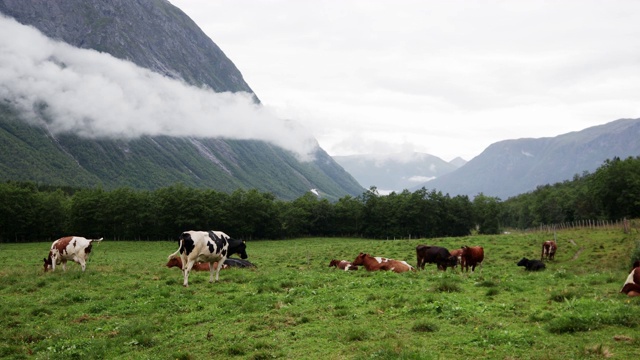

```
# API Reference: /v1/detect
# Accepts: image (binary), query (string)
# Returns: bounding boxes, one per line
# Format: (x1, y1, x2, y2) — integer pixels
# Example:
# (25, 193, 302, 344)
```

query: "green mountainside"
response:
(419, 118, 640, 199)
(0, 0, 363, 200)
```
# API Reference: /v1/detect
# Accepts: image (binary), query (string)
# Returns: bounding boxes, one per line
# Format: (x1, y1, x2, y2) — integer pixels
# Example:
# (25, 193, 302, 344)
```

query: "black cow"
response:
(168, 230, 248, 287)
(225, 257, 256, 268)
(416, 245, 458, 271)
(517, 257, 545, 271)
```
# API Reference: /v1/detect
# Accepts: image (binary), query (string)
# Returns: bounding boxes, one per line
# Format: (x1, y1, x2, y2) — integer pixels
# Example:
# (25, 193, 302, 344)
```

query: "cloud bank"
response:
(0, 16, 318, 160)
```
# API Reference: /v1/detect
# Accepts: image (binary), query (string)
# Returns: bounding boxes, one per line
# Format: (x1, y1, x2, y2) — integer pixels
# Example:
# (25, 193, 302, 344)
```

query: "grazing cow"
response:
(620, 261, 640, 297)
(352, 252, 414, 273)
(329, 259, 358, 271)
(169, 230, 248, 287)
(541, 240, 557, 261)
(449, 248, 464, 268)
(415, 245, 458, 271)
(43, 236, 103, 272)
(460, 245, 484, 272)
(517, 257, 546, 271)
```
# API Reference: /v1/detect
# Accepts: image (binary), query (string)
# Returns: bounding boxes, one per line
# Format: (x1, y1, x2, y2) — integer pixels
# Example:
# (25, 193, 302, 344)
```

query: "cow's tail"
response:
(92, 237, 104, 243)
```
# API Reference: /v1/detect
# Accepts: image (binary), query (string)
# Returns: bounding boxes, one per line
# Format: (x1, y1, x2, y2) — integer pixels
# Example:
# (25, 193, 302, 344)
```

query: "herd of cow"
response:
(41, 232, 640, 296)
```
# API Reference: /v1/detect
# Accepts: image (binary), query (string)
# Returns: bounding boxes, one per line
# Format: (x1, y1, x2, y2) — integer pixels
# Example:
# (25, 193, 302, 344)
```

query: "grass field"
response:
(1, 228, 640, 359)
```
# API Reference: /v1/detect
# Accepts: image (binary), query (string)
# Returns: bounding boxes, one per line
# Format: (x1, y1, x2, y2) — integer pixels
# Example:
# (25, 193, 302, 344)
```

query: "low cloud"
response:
(0, 16, 318, 160)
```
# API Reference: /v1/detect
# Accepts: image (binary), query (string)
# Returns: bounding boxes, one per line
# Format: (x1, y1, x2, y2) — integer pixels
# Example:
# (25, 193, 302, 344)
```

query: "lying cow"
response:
(329, 259, 358, 271)
(517, 257, 546, 271)
(353, 253, 414, 273)
(620, 261, 640, 297)
(43, 236, 103, 272)
(461, 245, 484, 272)
(166, 256, 256, 271)
(168, 230, 248, 287)
(416, 245, 458, 271)
(541, 240, 557, 261)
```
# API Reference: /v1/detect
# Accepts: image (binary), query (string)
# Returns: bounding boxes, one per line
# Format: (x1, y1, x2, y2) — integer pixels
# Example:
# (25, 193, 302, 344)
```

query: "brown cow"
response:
(329, 259, 358, 271)
(541, 240, 557, 261)
(620, 261, 640, 297)
(353, 253, 414, 273)
(460, 246, 484, 273)
(165, 257, 227, 271)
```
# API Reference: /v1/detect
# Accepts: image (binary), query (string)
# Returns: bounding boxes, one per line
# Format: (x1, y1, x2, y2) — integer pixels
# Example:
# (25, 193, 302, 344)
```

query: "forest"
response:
(1, 156, 639, 243)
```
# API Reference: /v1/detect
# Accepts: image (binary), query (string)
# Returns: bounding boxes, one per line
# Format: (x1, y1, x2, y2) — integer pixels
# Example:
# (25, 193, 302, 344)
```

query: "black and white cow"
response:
(168, 230, 248, 287)
(517, 257, 546, 271)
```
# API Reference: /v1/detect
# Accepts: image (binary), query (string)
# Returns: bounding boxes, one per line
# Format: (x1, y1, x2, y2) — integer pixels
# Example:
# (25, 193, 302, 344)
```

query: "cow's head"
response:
(228, 238, 248, 259)
(166, 257, 182, 269)
(352, 253, 366, 266)
(445, 255, 458, 268)
(516, 257, 529, 267)
(329, 260, 339, 267)
(43, 254, 53, 272)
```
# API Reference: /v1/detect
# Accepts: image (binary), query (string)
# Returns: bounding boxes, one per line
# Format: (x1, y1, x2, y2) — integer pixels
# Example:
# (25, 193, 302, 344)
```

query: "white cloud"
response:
(0, 16, 318, 160)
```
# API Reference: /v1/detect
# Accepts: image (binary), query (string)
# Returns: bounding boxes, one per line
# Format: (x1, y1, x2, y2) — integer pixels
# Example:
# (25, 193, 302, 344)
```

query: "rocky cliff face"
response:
(0, 0, 252, 93)
(0, 0, 364, 200)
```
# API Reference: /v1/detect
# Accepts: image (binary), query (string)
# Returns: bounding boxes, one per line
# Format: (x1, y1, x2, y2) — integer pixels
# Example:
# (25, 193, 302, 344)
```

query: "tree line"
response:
(1, 156, 638, 243)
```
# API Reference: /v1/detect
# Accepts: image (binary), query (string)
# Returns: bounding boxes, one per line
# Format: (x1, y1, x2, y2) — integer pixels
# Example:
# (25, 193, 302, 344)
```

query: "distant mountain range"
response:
(417, 118, 640, 199)
(333, 152, 464, 194)
(0, 0, 363, 200)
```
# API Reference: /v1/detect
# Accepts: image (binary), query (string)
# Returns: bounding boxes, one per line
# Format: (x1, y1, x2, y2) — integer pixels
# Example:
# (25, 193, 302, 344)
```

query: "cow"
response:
(620, 261, 640, 297)
(166, 256, 256, 271)
(169, 230, 248, 287)
(541, 240, 557, 261)
(449, 248, 464, 268)
(329, 259, 358, 271)
(517, 257, 546, 271)
(43, 236, 103, 272)
(352, 252, 414, 273)
(415, 245, 458, 271)
(460, 245, 484, 272)
(166, 257, 224, 271)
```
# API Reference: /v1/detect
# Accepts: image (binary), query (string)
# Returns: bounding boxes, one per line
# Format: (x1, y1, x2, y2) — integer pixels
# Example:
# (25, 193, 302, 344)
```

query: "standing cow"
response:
(43, 236, 103, 272)
(541, 240, 557, 261)
(460, 245, 484, 273)
(416, 245, 458, 271)
(169, 230, 248, 287)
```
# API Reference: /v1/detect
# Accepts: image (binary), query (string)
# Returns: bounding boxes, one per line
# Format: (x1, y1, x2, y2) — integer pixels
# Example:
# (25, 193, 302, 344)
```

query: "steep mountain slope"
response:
(0, 0, 363, 200)
(333, 152, 458, 193)
(418, 118, 640, 199)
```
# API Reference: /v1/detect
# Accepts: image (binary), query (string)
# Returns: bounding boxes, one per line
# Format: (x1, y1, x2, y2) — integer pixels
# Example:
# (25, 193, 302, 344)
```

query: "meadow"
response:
(1, 228, 639, 360)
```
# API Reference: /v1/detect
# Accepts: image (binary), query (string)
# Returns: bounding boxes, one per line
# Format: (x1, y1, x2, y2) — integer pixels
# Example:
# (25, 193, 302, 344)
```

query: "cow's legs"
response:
(61, 260, 67, 271)
(78, 258, 86, 271)
(211, 259, 224, 282)
(183, 260, 196, 287)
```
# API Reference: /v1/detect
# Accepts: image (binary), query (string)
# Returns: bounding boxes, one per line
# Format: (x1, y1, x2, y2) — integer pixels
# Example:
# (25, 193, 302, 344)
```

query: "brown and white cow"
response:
(43, 236, 103, 272)
(460, 245, 484, 273)
(352, 252, 414, 273)
(169, 230, 248, 287)
(166, 257, 225, 271)
(541, 240, 557, 261)
(620, 261, 640, 297)
(329, 259, 358, 271)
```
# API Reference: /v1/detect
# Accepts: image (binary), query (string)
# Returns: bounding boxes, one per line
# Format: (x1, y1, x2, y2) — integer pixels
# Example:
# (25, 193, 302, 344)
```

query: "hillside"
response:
(333, 152, 458, 194)
(0, 0, 364, 200)
(419, 118, 640, 199)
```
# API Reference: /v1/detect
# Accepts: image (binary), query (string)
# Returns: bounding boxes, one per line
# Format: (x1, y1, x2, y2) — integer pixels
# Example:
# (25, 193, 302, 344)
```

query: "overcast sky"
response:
(170, 0, 640, 161)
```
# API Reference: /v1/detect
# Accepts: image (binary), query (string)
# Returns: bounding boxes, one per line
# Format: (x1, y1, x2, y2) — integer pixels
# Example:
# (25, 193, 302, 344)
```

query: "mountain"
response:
(417, 118, 640, 199)
(333, 152, 458, 194)
(449, 157, 467, 168)
(0, 0, 364, 200)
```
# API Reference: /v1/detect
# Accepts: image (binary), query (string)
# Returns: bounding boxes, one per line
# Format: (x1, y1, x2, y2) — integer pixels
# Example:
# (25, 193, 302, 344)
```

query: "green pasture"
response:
(1, 229, 639, 359)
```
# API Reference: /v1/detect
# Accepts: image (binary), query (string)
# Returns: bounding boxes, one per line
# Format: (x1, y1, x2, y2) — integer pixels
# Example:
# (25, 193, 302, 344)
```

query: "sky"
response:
(169, 0, 640, 161)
